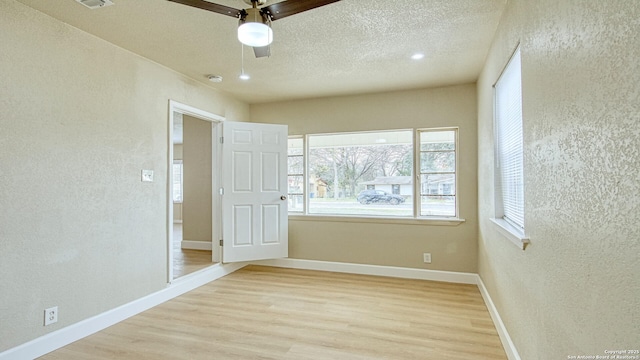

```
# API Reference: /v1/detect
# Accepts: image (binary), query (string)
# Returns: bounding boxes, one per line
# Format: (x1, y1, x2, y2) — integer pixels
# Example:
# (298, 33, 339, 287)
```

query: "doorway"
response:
(168, 101, 223, 282)
(168, 101, 290, 283)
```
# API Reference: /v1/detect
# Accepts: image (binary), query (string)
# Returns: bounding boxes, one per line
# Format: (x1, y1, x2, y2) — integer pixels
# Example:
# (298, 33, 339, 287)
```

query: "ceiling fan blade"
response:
(253, 45, 271, 58)
(262, 0, 341, 21)
(167, 0, 242, 18)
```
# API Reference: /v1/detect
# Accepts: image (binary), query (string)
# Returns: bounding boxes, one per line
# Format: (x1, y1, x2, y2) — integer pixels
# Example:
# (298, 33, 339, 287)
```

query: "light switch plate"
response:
(141, 169, 154, 182)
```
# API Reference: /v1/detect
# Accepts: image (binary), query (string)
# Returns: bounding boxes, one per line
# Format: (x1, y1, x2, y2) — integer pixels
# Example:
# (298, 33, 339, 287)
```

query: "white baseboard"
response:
(477, 277, 521, 360)
(0, 263, 246, 360)
(181, 240, 212, 250)
(251, 258, 478, 284)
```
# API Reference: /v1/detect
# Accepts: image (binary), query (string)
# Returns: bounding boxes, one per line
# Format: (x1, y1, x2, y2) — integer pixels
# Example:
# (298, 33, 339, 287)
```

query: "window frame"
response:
(172, 160, 183, 204)
(287, 136, 305, 213)
(491, 45, 529, 249)
(287, 128, 464, 226)
(415, 127, 459, 219)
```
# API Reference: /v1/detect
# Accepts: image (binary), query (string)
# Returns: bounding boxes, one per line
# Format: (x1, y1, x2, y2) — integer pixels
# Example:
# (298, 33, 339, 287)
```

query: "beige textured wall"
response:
(251, 85, 478, 272)
(0, 0, 248, 351)
(173, 144, 183, 160)
(477, 0, 640, 358)
(182, 115, 212, 243)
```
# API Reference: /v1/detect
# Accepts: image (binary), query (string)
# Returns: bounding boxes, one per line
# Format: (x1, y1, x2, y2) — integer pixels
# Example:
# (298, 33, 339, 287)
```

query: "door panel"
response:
(233, 205, 253, 246)
(222, 122, 288, 263)
(262, 204, 280, 244)
(261, 152, 279, 191)
(233, 152, 253, 191)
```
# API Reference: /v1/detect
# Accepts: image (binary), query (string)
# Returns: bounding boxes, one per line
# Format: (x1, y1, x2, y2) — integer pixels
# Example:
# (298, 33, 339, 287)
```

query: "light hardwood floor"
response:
(41, 266, 506, 359)
(172, 223, 213, 279)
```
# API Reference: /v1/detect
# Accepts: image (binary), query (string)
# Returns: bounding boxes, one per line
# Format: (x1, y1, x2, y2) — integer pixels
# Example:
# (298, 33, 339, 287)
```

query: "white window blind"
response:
(494, 47, 524, 229)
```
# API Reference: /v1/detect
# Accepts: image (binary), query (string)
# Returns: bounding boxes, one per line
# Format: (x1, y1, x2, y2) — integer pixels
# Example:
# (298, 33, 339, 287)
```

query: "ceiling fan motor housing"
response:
(239, 7, 272, 24)
(243, 0, 268, 5)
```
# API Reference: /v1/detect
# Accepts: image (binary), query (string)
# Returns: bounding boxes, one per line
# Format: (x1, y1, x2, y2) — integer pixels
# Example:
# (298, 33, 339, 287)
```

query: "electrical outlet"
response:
(423, 253, 432, 264)
(44, 306, 58, 326)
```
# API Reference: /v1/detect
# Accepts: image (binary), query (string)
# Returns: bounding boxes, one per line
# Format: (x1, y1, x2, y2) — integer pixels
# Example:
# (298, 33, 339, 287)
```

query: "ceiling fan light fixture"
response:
(238, 8, 273, 47)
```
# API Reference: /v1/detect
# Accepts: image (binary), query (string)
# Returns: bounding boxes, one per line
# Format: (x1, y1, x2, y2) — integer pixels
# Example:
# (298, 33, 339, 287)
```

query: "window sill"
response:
(289, 214, 465, 226)
(490, 218, 529, 250)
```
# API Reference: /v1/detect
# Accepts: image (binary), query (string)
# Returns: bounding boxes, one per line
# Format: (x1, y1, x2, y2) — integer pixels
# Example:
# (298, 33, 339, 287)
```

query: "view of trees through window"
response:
(287, 129, 457, 218)
(308, 130, 413, 217)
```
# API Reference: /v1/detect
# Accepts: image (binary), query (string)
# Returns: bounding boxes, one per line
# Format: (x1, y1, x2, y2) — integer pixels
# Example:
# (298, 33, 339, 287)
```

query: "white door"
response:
(221, 121, 288, 263)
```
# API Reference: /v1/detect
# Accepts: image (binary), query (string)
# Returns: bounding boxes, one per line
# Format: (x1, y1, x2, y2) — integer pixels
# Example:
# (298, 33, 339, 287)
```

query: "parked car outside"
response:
(357, 190, 405, 205)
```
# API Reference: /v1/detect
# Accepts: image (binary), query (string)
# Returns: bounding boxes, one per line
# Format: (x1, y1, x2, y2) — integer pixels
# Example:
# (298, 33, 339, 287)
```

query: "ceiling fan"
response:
(167, 0, 341, 58)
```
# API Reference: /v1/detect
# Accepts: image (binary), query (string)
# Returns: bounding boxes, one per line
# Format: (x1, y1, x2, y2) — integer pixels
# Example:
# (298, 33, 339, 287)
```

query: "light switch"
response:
(141, 169, 154, 182)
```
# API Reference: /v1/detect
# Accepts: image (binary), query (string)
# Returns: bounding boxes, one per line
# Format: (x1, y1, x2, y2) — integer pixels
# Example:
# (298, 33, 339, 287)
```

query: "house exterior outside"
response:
(360, 176, 413, 196)
(308, 176, 327, 198)
(421, 174, 455, 196)
(360, 175, 455, 197)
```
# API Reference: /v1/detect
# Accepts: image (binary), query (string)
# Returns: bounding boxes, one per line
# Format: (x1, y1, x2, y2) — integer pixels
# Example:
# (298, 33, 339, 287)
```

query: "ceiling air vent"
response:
(76, 0, 114, 9)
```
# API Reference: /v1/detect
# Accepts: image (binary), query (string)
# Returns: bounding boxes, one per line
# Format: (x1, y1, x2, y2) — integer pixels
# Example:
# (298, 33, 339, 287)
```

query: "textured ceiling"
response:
(15, 0, 506, 104)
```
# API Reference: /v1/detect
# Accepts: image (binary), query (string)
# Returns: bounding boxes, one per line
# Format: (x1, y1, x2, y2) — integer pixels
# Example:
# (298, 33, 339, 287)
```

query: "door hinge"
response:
(219, 239, 223, 246)
(219, 187, 224, 195)
(220, 136, 224, 144)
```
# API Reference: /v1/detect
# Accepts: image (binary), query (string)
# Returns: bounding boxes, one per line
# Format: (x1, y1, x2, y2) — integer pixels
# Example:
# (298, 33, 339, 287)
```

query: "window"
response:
(288, 128, 460, 220)
(306, 130, 413, 217)
(494, 46, 525, 234)
(287, 137, 304, 212)
(419, 129, 457, 217)
(172, 160, 183, 203)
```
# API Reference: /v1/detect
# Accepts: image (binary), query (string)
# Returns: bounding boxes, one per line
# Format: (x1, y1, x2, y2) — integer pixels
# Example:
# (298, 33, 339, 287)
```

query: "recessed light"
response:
(411, 53, 425, 60)
(239, 73, 250, 81)
(207, 75, 223, 83)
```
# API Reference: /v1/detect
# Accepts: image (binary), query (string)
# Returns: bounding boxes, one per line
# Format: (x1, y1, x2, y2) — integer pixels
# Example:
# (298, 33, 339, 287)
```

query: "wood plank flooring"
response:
(172, 223, 213, 279)
(41, 266, 507, 360)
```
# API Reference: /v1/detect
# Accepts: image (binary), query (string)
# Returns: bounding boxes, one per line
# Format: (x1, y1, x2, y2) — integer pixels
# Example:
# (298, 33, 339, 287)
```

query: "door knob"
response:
(280, 195, 287, 200)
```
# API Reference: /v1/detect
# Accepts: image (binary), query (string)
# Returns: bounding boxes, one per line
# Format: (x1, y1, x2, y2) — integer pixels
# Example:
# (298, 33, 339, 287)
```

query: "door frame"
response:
(167, 100, 224, 283)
